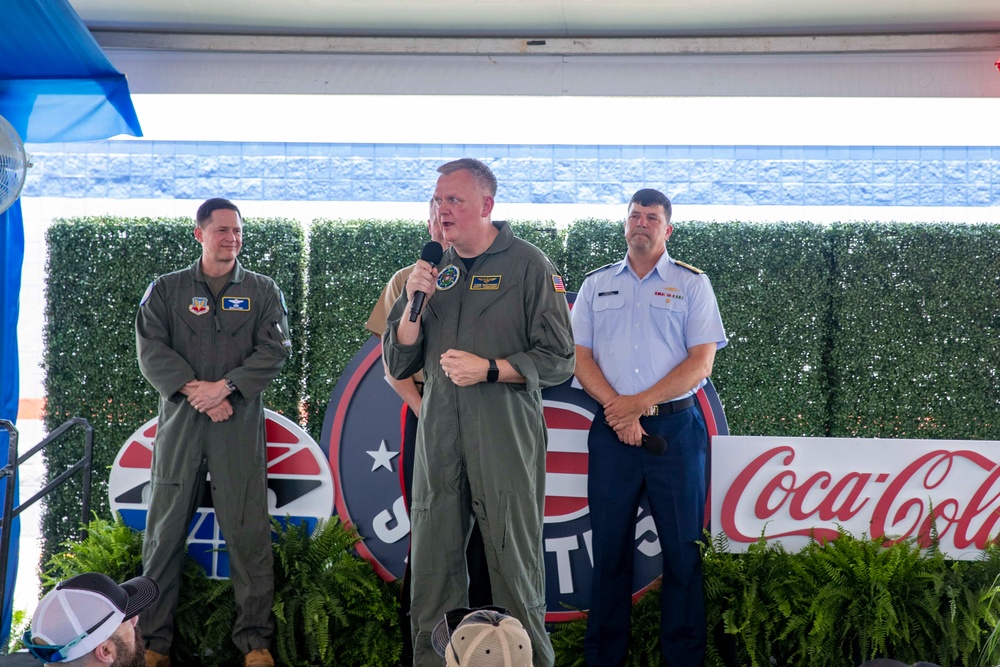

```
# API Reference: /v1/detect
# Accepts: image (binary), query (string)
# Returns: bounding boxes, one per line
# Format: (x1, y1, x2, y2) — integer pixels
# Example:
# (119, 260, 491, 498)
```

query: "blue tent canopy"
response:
(0, 0, 142, 141)
(1, 0, 142, 645)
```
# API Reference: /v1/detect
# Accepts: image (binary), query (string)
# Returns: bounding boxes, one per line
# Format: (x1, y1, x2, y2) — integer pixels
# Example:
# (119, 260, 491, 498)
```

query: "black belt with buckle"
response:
(643, 396, 695, 417)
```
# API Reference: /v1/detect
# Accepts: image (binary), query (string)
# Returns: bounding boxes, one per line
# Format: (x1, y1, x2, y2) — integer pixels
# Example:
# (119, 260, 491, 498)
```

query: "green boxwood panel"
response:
(564, 217, 628, 291)
(507, 220, 567, 279)
(42, 217, 305, 557)
(39, 215, 1000, 568)
(673, 221, 831, 437)
(828, 222, 1000, 440)
(303, 219, 428, 440)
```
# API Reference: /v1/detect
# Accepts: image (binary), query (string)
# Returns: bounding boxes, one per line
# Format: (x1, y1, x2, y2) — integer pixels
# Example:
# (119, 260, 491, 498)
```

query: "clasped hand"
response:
(604, 394, 647, 447)
(183, 380, 233, 422)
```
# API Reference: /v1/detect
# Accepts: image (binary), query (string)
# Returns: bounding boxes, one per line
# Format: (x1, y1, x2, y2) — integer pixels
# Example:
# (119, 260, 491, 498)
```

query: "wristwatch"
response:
(486, 359, 499, 383)
(224, 377, 238, 393)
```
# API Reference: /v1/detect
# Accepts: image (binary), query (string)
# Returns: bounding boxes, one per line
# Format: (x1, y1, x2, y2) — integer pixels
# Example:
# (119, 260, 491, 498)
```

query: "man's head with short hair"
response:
(25, 573, 159, 666)
(433, 158, 499, 257)
(628, 188, 672, 223)
(437, 158, 498, 197)
(196, 197, 242, 228)
(432, 607, 532, 667)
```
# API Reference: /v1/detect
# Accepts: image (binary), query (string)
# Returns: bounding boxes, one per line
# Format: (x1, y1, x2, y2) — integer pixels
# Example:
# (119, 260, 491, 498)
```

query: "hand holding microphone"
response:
(606, 418, 667, 455)
(408, 241, 444, 322)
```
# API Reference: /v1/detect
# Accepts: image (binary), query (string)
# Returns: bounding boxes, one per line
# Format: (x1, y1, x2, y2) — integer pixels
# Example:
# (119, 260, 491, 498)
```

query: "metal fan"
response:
(0, 114, 30, 215)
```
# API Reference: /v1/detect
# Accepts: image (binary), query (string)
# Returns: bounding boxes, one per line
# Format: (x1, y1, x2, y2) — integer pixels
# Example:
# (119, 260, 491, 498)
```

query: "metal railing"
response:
(0, 417, 93, 609)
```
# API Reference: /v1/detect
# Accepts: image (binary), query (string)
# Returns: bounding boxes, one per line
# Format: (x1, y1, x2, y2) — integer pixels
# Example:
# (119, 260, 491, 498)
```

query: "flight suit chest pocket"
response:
(221, 312, 255, 367)
(592, 293, 627, 342)
(476, 279, 524, 335)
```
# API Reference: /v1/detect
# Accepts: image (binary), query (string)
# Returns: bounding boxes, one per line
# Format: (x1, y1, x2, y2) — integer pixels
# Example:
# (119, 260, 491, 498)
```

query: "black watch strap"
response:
(224, 377, 238, 393)
(486, 359, 499, 383)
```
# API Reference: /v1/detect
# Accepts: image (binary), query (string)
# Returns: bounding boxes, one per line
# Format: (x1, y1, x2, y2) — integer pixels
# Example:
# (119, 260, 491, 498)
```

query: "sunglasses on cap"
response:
(22, 610, 115, 663)
(442, 605, 510, 634)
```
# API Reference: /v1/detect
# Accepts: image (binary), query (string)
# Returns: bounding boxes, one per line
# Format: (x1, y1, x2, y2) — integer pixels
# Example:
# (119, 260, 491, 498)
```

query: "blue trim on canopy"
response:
(0, 202, 23, 649)
(1, 0, 143, 644)
(0, 0, 143, 142)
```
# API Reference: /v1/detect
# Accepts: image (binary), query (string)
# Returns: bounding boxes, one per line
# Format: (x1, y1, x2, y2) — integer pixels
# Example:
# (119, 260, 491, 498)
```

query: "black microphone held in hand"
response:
(408, 241, 444, 322)
(642, 433, 667, 455)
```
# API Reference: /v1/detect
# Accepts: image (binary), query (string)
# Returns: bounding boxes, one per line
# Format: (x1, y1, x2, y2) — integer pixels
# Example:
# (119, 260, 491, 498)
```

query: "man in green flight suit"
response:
(383, 158, 576, 667)
(135, 198, 291, 667)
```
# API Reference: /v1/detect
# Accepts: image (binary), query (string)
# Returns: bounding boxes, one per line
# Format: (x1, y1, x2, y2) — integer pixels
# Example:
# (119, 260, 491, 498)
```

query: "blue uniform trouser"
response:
(584, 404, 708, 667)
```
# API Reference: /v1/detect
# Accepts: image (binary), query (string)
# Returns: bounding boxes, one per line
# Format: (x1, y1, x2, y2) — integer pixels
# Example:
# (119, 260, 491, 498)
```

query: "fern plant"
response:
(551, 610, 586, 667)
(173, 562, 239, 667)
(772, 530, 943, 667)
(271, 517, 401, 667)
(4, 609, 28, 655)
(704, 531, 796, 667)
(40, 513, 144, 591)
(35, 514, 1000, 667)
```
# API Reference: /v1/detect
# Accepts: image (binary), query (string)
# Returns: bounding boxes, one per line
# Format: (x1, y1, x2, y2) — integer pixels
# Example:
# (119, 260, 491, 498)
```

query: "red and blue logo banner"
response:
(109, 411, 335, 579)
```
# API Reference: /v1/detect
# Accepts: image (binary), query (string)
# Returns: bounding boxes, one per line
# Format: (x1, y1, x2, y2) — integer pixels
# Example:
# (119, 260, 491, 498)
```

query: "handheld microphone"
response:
(408, 241, 444, 322)
(642, 433, 667, 455)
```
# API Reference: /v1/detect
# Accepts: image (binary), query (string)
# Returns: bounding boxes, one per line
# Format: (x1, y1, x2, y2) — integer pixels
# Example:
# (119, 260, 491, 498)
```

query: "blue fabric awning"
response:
(1, 0, 144, 646)
(0, 0, 143, 141)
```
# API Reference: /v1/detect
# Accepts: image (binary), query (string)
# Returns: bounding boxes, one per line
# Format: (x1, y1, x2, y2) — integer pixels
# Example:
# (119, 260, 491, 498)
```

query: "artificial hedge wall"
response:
(827, 222, 1000, 439)
(39, 217, 1000, 565)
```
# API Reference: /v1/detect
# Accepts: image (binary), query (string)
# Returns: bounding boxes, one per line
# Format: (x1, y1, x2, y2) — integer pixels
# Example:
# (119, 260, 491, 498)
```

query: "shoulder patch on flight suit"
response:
(675, 260, 704, 274)
(551, 275, 566, 293)
(139, 280, 155, 306)
(279, 289, 289, 315)
(585, 262, 617, 277)
(437, 264, 460, 291)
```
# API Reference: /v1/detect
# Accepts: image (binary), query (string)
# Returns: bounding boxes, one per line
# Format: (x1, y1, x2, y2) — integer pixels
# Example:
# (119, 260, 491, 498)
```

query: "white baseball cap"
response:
(432, 606, 533, 667)
(25, 573, 159, 663)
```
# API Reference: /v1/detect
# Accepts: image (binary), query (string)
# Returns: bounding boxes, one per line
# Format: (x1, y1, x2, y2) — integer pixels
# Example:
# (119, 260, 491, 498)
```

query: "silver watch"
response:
(224, 378, 238, 393)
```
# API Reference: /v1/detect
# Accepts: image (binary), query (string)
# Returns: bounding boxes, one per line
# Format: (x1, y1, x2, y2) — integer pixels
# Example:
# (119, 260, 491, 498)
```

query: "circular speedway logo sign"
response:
(109, 410, 335, 579)
(321, 296, 728, 622)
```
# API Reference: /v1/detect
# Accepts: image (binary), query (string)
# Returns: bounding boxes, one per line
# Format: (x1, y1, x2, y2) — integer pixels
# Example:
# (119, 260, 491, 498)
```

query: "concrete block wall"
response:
(22, 141, 1000, 208)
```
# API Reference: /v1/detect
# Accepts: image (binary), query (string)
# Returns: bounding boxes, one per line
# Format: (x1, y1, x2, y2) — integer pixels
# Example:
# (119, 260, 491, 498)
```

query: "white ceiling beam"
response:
(93, 30, 1000, 56)
(102, 47, 1000, 98)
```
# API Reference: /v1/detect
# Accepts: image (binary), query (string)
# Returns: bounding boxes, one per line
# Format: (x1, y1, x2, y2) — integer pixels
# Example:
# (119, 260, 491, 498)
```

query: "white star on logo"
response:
(366, 439, 399, 472)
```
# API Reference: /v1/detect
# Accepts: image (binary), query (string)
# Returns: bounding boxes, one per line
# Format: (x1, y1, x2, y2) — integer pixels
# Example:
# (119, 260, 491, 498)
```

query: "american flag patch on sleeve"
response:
(552, 274, 566, 293)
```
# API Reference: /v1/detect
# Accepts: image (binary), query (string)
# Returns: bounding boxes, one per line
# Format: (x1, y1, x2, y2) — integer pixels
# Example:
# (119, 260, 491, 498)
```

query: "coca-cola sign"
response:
(711, 436, 1000, 559)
